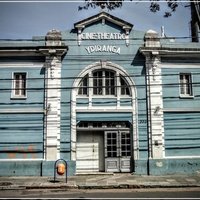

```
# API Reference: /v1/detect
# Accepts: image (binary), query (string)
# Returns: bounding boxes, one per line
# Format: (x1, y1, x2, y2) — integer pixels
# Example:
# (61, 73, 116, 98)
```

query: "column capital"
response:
(45, 29, 62, 46)
(144, 30, 160, 48)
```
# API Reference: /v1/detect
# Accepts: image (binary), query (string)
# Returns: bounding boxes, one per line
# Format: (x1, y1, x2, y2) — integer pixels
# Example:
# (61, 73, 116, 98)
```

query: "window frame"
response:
(179, 73, 193, 98)
(77, 69, 131, 97)
(93, 70, 116, 96)
(11, 72, 27, 99)
(120, 76, 130, 96)
(78, 75, 89, 96)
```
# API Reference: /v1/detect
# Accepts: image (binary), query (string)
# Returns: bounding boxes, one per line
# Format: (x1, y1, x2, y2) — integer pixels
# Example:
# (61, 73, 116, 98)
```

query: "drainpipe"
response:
(145, 63, 151, 176)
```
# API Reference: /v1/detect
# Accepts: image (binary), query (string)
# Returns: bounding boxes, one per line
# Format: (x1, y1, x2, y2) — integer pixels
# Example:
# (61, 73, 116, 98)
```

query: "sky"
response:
(0, 1, 191, 41)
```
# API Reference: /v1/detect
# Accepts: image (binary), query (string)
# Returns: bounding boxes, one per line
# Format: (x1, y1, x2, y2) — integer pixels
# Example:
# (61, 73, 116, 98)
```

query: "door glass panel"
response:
(121, 138, 125, 144)
(121, 132, 131, 157)
(106, 132, 117, 158)
(113, 138, 116, 144)
(106, 131, 131, 158)
(107, 133, 111, 138)
(107, 146, 111, 151)
(112, 152, 117, 157)
(107, 139, 111, 145)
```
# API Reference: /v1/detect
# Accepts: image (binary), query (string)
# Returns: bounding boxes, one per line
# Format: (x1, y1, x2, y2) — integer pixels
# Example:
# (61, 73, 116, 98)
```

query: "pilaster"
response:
(41, 29, 67, 161)
(144, 30, 164, 159)
(45, 55, 62, 160)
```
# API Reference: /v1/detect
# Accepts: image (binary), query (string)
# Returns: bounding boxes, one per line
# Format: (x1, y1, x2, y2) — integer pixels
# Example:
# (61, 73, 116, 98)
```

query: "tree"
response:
(78, 0, 178, 18)
(78, 0, 200, 42)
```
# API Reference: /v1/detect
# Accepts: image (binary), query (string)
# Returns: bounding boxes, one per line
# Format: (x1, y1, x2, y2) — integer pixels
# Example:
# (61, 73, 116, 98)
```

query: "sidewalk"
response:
(1, 173, 200, 190)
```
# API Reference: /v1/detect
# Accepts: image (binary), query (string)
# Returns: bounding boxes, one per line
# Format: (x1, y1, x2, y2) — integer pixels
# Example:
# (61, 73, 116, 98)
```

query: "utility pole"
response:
(190, 0, 200, 42)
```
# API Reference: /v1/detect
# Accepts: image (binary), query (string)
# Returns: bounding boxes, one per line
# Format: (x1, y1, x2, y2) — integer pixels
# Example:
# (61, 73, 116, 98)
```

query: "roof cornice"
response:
(0, 46, 68, 57)
(140, 46, 200, 57)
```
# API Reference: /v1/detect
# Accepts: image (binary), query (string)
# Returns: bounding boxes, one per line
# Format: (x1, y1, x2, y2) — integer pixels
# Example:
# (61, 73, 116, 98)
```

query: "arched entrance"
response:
(76, 121, 132, 172)
(71, 61, 138, 173)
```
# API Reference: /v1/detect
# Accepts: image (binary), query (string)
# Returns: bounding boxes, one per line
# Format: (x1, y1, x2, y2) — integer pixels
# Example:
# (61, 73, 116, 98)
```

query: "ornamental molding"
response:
(74, 11, 133, 46)
(74, 11, 133, 31)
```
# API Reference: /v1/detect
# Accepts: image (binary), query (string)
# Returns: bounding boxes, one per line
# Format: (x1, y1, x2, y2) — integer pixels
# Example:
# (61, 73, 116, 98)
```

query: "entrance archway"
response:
(76, 121, 131, 173)
(71, 61, 138, 173)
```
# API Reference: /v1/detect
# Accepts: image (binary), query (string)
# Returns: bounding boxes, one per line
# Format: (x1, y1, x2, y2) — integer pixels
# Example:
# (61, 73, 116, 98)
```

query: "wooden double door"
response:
(76, 130, 131, 173)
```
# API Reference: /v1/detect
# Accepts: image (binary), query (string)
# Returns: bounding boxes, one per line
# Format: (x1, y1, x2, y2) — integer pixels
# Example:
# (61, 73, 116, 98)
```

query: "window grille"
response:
(78, 75, 88, 95)
(13, 72, 27, 97)
(77, 69, 130, 96)
(180, 73, 193, 96)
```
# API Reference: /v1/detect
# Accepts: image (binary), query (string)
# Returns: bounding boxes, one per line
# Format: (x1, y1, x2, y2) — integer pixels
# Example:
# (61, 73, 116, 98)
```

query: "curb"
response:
(25, 185, 78, 190)
(0, 186, 26, 190)
(0, 185, 78, 190)
(1, 184, 200, 190)
(77, 184, 200, 190)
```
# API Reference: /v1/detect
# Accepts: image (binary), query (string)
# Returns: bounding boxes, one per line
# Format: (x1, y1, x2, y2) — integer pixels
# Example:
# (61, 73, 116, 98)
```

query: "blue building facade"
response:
(0, 12, 200, 176)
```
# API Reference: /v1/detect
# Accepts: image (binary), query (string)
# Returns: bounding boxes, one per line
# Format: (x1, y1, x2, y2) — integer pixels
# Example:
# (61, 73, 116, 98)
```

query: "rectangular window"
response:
(180, 73, 193, 97)
(13, 72, 27, 98)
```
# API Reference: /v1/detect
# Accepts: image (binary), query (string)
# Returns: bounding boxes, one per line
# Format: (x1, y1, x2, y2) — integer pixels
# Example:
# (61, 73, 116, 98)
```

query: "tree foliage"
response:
(78, 0, 179, 17)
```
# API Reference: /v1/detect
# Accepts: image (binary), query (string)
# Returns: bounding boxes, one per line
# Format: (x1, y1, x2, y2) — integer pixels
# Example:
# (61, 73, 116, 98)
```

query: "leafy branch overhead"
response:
(150, 0, 178, 17)
(78, 0, 178, 17)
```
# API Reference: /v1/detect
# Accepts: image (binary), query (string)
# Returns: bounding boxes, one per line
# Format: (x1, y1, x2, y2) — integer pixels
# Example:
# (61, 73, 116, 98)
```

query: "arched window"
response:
(120, 76, 130, 95)
(78, 69, 131, 96)
(78, 75, 88, 95)
(93, 70, 115, 95)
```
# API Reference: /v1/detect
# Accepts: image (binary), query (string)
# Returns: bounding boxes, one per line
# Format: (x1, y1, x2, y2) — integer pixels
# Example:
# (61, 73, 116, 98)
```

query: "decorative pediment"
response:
(74, 11, 133, 31)
(74, 11, 133, 46)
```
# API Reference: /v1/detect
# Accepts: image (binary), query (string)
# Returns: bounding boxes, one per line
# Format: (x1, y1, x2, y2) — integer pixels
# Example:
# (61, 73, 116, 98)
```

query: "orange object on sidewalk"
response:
(57, 163, 65, 175)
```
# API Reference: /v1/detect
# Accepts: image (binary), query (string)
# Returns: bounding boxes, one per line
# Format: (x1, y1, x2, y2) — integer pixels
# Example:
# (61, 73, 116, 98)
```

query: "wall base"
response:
(1, 158, 200, 176)
(134, 158, 200, 175)
(149, 158, 200, 175)
(0, 160, 76, 176)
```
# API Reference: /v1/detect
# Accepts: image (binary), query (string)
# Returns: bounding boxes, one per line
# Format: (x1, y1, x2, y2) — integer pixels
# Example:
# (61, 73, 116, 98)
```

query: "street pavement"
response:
(0, 173, 200, 190)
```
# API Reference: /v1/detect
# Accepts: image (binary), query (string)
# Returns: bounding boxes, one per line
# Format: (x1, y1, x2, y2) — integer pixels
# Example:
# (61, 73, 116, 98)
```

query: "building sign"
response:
(80, 32, 126, 40)
(85, 45, 120, 55)
(79, 32, 123, 55)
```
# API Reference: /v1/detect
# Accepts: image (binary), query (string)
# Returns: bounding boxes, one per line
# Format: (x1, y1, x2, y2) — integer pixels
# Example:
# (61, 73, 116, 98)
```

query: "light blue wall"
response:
(0, 66, 45, 108)
(162, 67, 200, 109)
(164, 112, 200, 157)
(0, 113, 44, 159)
(162, 66, 200, 158)
(0, 59, 45, 159)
